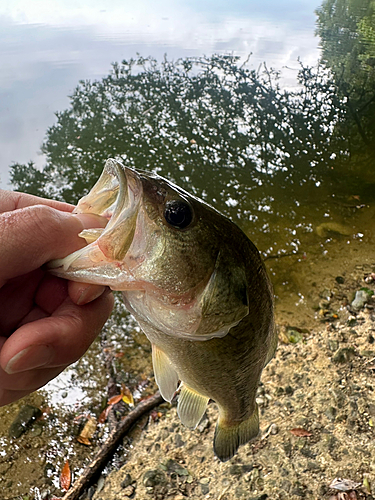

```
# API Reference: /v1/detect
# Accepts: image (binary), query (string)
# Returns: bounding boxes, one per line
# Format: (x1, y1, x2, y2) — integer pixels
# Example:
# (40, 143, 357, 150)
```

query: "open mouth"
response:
(48, 159, 143, 283)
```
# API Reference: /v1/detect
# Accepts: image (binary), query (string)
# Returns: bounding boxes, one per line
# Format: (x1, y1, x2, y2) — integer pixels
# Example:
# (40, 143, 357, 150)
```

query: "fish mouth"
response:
(48, 158, 143, 289)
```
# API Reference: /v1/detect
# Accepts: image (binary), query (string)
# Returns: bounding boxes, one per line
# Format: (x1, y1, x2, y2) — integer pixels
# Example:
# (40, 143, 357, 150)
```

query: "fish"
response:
(49, 158, 277, 461)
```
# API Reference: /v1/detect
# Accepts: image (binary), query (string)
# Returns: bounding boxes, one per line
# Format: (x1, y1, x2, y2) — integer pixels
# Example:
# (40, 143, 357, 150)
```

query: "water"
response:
(0, 0, 320, 188)
(1, 0, 375, 497)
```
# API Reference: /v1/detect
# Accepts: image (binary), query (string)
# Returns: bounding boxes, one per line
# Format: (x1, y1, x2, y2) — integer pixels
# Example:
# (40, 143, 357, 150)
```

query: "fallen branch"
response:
(62, 391, 164, 500)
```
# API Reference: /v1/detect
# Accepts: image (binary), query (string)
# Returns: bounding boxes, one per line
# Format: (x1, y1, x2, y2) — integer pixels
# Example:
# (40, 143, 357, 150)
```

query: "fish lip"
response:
(48, 158, 143, 276)
(75, 157, 144, 248)
(73, 158, 131, 221)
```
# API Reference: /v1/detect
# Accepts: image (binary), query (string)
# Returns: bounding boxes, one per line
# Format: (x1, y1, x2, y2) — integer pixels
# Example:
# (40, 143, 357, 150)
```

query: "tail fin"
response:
(213, 405, 259, 462)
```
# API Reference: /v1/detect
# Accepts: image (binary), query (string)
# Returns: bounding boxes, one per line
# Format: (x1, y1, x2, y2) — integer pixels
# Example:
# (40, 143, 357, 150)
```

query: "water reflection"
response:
(0, 0, 320, 187)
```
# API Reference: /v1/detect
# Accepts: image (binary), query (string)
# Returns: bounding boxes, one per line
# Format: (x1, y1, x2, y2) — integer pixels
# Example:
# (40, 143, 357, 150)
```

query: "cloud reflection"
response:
(0, 0, 320, 186)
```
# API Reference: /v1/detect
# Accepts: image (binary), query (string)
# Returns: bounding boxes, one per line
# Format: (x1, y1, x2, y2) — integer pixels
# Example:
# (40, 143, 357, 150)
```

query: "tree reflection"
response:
(9, 2, 375, 255)
(9, 55, 350, 214)
(316, 0, 375, 163)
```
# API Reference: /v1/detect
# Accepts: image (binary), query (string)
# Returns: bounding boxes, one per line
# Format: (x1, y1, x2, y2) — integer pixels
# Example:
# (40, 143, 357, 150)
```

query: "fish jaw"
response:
(48, 158, 143, 288)
(48, 241, 139, 289)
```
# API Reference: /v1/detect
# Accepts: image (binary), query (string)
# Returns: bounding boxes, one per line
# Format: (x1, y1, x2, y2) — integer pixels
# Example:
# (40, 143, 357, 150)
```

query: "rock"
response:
(163, 459, 189, 476)
(197, 414, 210, 433)
(9, 405, 42, 438)
(270, 423, 279, 435)
(122, 485, 135, 497)
(229, 464, 254, 475)
(332, 347, 356, 364)
(121, 473, 132, 488)
(325, 406, 337, 421)
(327, 340, 339, 351)
(142, 469, 166, 488)
(285, 385, 294, 395)
(200, 481, 210, 495)
(351, 289, 372, 310)
(174, 433, 185, 447)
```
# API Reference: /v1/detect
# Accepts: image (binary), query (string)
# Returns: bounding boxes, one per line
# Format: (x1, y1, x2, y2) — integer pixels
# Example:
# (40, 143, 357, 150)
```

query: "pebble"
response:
(122, 485, 135, 497)
(332, 347, 356, 363)
(200, 483, 210, 495)
(197, 414, 210, 433)
(351, 289, 371, 310)
(121, 473, 132, 488)
(325, 406, 337, 421)
(143, 469, 166, 488)
(229, 464, 254, 475)
(270, 423, 279, 435)
(174, 433, 185, 447)
(8, 405, 42, 439)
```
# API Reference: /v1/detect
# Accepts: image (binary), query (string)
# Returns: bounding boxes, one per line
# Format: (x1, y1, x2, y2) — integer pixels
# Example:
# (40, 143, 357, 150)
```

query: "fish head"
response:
(49, 158, 249, 340)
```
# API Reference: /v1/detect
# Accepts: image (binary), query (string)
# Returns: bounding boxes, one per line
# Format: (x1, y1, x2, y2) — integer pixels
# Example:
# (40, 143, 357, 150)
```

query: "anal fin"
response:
(152, 344, 179, 402)
(177, 384, 209, 429)
(214, 404, 259, 462)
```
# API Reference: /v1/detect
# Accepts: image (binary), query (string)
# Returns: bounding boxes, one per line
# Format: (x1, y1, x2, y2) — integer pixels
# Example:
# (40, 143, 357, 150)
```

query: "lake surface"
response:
(0, 0, 320, 188)
(1, 0, 375, 497)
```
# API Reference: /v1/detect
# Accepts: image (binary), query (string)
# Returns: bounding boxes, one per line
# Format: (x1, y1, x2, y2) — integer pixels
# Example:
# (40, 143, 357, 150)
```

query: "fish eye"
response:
(164, 200, 193, 229)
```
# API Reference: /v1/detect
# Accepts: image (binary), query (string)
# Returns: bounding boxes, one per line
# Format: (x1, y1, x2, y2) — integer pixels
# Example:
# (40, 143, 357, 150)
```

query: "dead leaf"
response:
(77, 416, 97, 446)
(60, 460, 71, 490)
(108, 394, 123, 405)
(329, 478, 361, 491)
(121, 386, 134, 406)
(77, 436, 92, 446)
(290, 428, 312, 437)
(98, 405, 112, 424)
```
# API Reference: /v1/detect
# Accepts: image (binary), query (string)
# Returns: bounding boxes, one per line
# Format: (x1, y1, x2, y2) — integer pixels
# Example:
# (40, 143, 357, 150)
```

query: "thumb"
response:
(0, 205, 107, 282)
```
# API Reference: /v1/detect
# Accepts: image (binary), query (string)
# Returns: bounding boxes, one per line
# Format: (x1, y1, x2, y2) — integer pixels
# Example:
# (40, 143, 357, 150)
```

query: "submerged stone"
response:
(9, 405, 42, 439)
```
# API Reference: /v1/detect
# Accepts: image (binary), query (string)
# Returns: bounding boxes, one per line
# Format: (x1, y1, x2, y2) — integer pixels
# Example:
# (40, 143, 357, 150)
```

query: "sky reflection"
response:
(0, 0, 321, 187)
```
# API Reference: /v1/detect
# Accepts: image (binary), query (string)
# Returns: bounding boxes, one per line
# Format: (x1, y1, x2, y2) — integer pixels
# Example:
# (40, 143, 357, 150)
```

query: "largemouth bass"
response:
(49, 158, 277, 461)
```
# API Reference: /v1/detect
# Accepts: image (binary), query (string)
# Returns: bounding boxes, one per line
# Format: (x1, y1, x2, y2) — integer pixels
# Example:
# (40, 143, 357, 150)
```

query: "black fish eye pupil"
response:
(164, 200, 193, 229)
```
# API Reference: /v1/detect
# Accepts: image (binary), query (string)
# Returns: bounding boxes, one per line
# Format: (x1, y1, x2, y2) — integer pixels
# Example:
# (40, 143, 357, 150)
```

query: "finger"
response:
(0, 290, 114, 379)
(0, 270, 44, 335)
(68, 281, 108, 306)
(0, 189, 74, 213)
(0, 388, 37, 406)
(0, 206, 107, 282)
(34, 275, 69, 314)
(0, 367, 64, 406)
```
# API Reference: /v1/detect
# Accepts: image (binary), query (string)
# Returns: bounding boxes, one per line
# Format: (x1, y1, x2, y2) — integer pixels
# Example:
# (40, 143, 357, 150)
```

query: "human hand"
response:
(0, 190, 114, 406)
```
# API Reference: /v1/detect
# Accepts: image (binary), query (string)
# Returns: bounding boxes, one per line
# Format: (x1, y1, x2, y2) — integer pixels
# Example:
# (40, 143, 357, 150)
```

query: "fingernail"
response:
(5, 345, 54, 375)
(73, 213, 108, 229)
(76, 285, 107, 305)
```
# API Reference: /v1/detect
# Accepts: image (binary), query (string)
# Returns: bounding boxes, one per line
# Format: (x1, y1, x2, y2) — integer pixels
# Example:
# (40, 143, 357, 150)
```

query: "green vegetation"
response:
(316, 0, 375, 159)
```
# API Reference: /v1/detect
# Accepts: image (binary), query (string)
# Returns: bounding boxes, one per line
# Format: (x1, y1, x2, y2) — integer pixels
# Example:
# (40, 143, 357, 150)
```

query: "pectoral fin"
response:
(177, 384, 209, 429)
(196, 251, 249, 338)
(152, 345, 179, 402)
